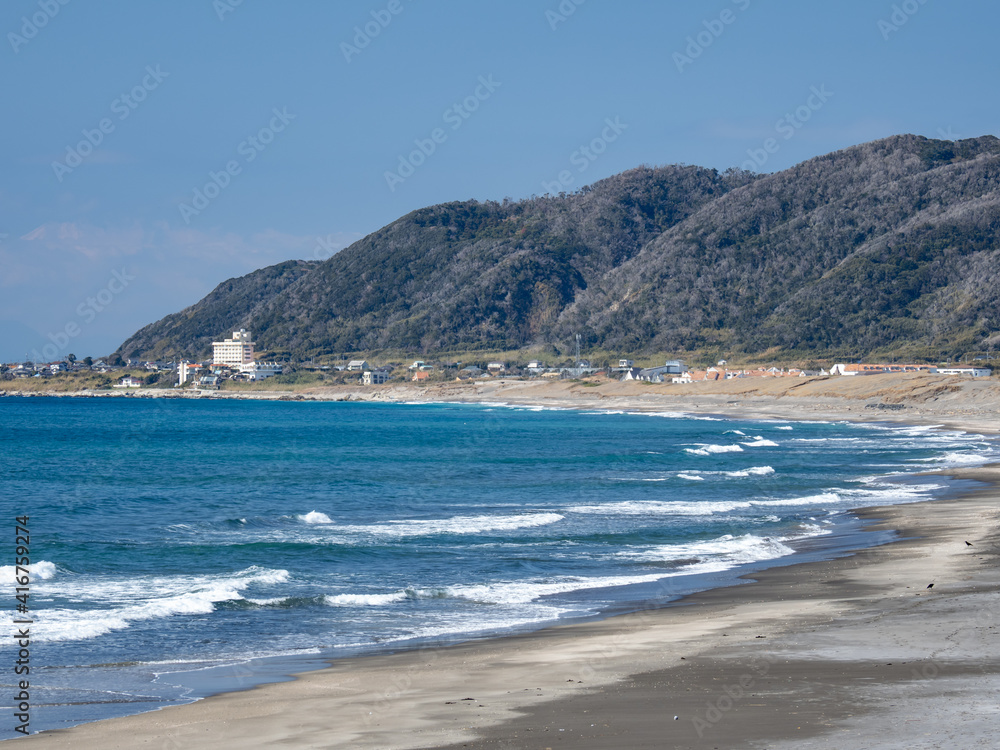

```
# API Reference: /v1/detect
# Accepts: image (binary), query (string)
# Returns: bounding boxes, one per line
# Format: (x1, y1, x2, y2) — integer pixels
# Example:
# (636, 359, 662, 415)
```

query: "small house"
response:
(363, 369, 390, 385)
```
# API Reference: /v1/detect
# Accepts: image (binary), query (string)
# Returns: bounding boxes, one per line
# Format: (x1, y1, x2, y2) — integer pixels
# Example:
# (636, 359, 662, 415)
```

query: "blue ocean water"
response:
(1, 396, 997, 738)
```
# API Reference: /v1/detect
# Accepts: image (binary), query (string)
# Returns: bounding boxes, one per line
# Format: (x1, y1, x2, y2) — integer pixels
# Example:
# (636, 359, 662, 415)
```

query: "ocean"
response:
(2, 396, 997, 738)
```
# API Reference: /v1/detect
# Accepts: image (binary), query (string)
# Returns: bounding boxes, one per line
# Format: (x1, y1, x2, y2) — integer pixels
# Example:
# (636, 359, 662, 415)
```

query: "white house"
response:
(362, 369, 390, 385)
(113, 376, 142, 388)
(936, 367, 992, 377)
(347, 360, 369, 372)
(239, 362, 282, 381)
(618, 359, 634, 368)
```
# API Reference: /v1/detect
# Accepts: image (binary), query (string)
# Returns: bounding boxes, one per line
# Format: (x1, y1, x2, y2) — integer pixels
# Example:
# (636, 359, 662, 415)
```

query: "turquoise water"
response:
(1, 397, 996, 737)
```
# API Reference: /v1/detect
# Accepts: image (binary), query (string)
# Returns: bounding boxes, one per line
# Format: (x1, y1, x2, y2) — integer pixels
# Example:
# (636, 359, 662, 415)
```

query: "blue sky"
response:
(2, 0, 997, 361)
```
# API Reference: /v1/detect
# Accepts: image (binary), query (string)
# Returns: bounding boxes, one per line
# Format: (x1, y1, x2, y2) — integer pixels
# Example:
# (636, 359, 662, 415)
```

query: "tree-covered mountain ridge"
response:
(118, 134, 1000, 362)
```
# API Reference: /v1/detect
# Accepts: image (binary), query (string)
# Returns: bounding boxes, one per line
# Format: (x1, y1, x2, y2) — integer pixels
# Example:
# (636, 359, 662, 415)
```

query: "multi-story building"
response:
(178, 361, 201, 385)
(362, 369, 390, 385)
(212, 329, 254, 366)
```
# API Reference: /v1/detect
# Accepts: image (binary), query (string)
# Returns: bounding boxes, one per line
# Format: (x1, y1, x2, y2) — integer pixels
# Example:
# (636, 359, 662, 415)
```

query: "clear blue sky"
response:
(2, 0, 997, 361)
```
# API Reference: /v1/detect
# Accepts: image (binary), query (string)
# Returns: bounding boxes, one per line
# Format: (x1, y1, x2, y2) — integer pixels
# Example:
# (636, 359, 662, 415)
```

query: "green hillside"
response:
(117, 135, 1000, 363)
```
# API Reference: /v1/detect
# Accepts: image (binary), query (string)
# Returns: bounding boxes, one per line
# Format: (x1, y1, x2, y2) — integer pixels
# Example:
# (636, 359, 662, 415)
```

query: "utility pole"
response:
(575, 334, 581, 367)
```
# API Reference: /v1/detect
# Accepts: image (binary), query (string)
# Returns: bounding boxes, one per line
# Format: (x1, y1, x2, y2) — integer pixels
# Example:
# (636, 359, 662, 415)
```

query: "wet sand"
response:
(15, 463, 1000, 749)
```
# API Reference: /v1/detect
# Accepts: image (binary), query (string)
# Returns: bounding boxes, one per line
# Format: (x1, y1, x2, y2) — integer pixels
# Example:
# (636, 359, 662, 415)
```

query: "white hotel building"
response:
(213, 329, 255, 366)
(176, 329, 281, 383)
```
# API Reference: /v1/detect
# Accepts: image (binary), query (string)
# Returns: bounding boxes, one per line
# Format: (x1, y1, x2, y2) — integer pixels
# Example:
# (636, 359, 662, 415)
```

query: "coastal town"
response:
(1, 327, 993, 391)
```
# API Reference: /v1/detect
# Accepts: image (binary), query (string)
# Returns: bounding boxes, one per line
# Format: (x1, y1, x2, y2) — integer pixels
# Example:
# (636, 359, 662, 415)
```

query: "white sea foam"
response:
(839, 483, 944, 504)
(299, 510, 334, 524)
(0, 560, 57, 584)
(741, 437, 779, 447)
(619, 532, 797, 566)
(633, 411, 722, 421)
(568, 499, 752, 516)
(684, 444, 744, 456)
(246, 597, 291, 606)
(754, 492, 842, 507)
(775, 426, 794, 430)
(344, 513, 565, 537)
(912, 451, 995, 467)
(31, 566, 290, 643)
(797, 523, 832, 537)
(325, 591, 412, 607)
(725, 430, 747, 436)
(677, 473, 705, 481)
(445, 573, 685, 605)
(723, 466, 775, 478)
(374, 605, 569, 644)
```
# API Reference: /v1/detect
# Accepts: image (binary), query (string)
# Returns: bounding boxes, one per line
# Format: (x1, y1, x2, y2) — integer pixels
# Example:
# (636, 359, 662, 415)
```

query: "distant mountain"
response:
(117, 135, 1000, 362)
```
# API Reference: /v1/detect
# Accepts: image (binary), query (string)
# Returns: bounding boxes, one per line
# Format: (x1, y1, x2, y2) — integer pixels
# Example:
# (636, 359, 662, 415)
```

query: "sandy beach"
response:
(9, 374, 1000, 748)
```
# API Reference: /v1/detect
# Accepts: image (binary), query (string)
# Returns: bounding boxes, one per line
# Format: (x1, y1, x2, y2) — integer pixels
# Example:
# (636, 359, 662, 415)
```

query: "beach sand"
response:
(10, 378, 1000, 749)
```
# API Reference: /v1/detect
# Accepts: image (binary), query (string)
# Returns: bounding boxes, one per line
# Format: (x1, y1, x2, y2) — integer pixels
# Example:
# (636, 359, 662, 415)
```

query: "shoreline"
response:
(5, 390, 1000, 750)
(10, 429, 1000, 746)
(15, 466, 999, 749)
(4, 371, 998, 435)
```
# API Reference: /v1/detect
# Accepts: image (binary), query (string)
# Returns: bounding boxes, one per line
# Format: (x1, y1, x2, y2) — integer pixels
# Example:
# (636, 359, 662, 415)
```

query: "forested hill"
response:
(118, 135, 1000, 362)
